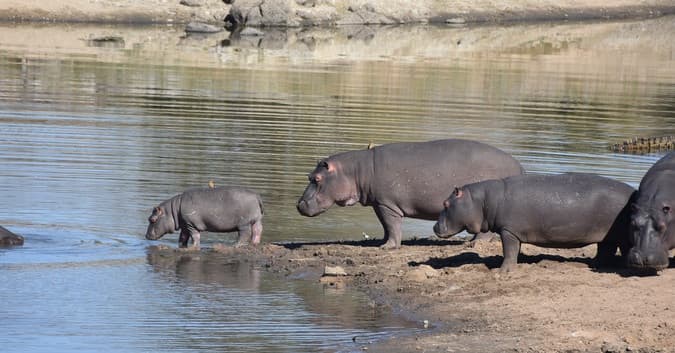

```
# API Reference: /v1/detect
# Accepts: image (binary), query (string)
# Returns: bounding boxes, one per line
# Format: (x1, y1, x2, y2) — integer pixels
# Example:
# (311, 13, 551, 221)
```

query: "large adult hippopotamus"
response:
(0, 225, 24, 246)
(297, 139, 524, 249)
(627, 152, 675, 271)
(433, 173, 635, 271)
(145, 186, 264, 248)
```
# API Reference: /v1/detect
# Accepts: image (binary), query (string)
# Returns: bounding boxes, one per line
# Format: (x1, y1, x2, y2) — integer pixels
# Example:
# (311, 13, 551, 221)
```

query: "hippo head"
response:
(297, 158, 359, 217)
(145, 205, 176, 240)
(627, 202, 672, 271)
(433, 187, 485, 238)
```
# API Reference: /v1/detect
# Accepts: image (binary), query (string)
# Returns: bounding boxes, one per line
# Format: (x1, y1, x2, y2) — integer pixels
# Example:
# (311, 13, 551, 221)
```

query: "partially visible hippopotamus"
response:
(297, 139, 524, 249)
(627, 152, 675, 271)
(433, 173, 635, 271)
(145, 186, 264, 248)
(0, 225, 24, 246)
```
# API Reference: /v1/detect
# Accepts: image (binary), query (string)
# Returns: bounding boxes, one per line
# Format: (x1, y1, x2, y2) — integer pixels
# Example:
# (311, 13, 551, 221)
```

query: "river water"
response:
(0, 17, 674, 352)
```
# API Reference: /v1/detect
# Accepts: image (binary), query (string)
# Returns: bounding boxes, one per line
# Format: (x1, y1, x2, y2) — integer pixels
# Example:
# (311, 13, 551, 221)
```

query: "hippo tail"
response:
(257, 195, 265, 216)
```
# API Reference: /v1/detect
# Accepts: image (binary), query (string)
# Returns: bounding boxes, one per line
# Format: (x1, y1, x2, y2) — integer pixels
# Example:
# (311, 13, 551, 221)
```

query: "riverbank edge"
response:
(0, 1, 674, 26)
(167, 239, 675, 353)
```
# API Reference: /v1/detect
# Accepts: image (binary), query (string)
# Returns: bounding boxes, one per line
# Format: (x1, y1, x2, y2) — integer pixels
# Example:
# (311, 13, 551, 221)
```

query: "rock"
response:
(296, 5, 338, 25)
(187, 22, 224, 33)
(228, 0, 299, 27)
(185, 21, 223, 33)
(445, 17, 466, 24)
(85, 35, 125, 48)
(601, 340, 628, 353)
(337, 4, 395, 25)
(180, 0, 204, 7)
(240, 27, 265, 36)
(404, 265, 438, 282)
(324, 265, 347, 276)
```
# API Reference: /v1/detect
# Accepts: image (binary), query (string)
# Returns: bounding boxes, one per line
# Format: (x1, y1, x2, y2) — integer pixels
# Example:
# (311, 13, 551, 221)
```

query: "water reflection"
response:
(144, 246, 414, 352)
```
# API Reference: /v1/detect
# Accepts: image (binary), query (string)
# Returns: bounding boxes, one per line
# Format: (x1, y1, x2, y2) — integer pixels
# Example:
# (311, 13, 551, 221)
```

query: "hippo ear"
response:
(453, 187, 463, 198)
(325, 161, 336, 173)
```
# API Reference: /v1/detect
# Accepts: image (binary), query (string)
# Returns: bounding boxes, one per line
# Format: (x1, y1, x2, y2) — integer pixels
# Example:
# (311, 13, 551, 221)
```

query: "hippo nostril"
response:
(627, 249, 643, 266)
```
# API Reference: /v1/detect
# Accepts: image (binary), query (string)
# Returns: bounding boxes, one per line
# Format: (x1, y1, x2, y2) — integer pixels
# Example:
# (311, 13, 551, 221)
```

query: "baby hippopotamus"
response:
(433, 173, 635, 272)
(145, 186, 264, 248)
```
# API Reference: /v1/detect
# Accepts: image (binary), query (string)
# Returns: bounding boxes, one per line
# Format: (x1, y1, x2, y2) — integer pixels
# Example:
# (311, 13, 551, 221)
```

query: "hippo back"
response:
(369, 139, 524, 219)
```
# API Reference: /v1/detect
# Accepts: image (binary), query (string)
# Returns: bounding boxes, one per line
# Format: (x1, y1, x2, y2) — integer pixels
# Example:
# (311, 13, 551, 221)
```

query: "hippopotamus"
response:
(145, 186, 264, 248)
(627, 152, 675, 271)
(433, 173, 635, 271)
(0, 225, 24, 246)
(297, 139, 524, 249)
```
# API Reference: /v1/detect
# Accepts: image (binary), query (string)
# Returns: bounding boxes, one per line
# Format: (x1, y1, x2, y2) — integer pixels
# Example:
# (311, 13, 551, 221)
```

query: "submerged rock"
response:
(0, 226, 24, 247)
(185, 21, 223, 33)
(240, 27, 265, 36)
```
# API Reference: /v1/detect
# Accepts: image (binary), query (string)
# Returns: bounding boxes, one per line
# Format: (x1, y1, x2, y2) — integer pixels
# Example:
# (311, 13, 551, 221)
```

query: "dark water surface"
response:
(1, 17, 674, 352)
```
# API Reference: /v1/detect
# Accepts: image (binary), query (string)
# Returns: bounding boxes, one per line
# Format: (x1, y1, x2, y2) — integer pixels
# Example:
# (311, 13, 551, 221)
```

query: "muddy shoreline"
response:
(151, 238, 675, 353)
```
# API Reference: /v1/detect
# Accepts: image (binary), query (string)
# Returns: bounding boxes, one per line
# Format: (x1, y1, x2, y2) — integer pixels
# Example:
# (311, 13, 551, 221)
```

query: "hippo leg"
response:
(251, 220, 262, 245)
(499, 230, 521, 272)
(235, 224, 252, 247)
(191, 231, 201, 249)
(595, 241, 619, 267)
(374, 205, 403, 249)
(179, 229, 191, 248)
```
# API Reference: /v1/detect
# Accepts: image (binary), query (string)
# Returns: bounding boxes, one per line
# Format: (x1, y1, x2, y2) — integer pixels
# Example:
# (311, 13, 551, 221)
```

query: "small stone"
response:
(240, 27, 265, 36)
(180, 0, 204, 7)
(324, 265, 347, 276)
(445, 17, 466, 24)
(185, 22, 223, 33)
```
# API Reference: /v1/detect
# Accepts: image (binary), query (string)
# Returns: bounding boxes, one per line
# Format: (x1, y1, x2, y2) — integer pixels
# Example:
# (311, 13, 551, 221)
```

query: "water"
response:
(1, 17, 674, 352)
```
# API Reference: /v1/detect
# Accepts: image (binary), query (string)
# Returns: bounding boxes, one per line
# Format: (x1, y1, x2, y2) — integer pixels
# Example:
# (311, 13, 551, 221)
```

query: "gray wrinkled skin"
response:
(0, 225, 24, 247)
(627, 152, 675, 271)
(297, 139, 524, 249)
(434, 173, 635, 272)
(146, 186, 264, 248)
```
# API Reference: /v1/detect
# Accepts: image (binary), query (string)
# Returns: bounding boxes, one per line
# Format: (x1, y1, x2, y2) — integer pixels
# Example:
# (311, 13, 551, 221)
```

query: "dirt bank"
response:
(0, 0, 674, 25)
(153, 239, 675, 353)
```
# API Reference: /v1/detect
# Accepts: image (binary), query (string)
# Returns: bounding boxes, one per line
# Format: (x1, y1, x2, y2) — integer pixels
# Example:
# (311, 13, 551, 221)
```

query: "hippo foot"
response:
(498, 263, 516, 273)
(380, 241, 400, 250)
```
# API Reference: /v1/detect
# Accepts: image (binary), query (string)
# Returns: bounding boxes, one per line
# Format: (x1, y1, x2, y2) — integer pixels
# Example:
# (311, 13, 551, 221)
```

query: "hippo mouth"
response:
(297, 199, 328, 217)
(433, 221, 464, 238)
(627, 247, 670, 271)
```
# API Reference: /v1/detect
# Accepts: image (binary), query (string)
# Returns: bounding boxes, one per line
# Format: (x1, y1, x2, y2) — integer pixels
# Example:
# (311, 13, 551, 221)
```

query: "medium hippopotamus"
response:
(433, 173, 635, 271)
(297, 139, 524, 249)
(0, 225, 24, 246)
(627, 152, 675, 271)
(145, 186, 264, 248)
